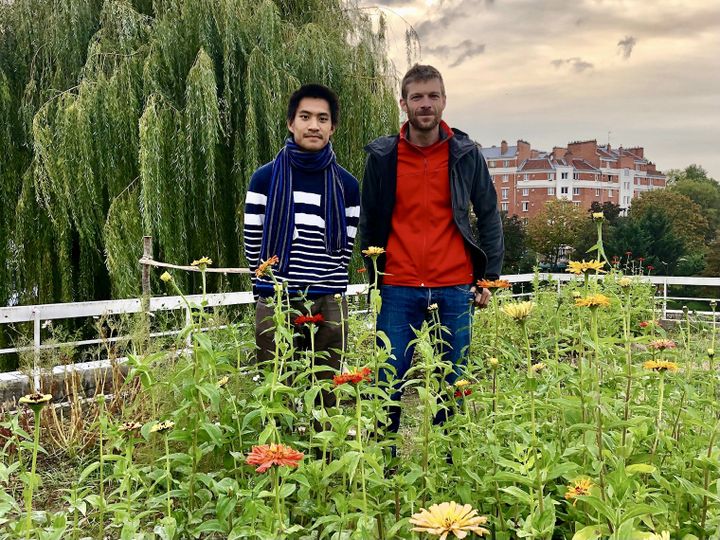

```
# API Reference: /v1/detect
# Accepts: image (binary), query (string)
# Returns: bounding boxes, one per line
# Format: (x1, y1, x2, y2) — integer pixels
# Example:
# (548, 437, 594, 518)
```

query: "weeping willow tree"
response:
(0, 0, 400, 304)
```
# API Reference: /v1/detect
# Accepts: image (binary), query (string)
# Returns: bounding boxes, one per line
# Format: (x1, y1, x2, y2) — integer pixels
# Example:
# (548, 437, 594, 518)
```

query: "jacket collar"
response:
(365, 126, 477, 160)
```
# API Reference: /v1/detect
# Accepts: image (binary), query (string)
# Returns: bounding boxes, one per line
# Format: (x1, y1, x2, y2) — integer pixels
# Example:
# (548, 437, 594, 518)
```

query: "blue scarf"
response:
(260, 138, 347, 273)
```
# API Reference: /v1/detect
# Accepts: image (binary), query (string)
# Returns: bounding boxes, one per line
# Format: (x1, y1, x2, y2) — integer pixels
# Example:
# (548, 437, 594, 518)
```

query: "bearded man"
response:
(358, 64, 504, 439)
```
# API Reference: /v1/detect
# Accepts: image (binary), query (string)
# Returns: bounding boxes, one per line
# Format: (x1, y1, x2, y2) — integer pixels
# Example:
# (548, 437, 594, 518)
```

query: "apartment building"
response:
(480, 139, 666, 219)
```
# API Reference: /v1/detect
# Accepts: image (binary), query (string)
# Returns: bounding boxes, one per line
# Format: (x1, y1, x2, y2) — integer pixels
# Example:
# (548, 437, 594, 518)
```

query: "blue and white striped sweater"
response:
(243, 161, 360, 297)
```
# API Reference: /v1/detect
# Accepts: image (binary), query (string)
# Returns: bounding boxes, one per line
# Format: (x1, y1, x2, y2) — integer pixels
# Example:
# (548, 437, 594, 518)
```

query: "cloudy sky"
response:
(361, 0, 720, 179)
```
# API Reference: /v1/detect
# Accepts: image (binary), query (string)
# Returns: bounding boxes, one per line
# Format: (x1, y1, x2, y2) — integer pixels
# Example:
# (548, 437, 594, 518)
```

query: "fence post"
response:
(33, 309, 41, 391)
(662, 280, 668, 320)
(142, 236, 153, 301)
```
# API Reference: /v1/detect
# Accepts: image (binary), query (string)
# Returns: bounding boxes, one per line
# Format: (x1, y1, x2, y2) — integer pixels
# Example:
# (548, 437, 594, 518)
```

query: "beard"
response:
(407, 108, 441, 132)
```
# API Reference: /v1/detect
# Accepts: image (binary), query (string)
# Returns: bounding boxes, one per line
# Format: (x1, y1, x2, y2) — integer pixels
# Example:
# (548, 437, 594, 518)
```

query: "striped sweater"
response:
(243, 161, 360, 297)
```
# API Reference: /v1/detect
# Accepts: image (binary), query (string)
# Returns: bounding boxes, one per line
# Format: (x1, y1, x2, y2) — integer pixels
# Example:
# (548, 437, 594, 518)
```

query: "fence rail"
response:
(2, 273, 718, 359)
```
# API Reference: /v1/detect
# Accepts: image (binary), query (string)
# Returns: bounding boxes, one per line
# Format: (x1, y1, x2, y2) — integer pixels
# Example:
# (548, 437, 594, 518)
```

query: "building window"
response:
(560, 186, 569, 194)
(524, 174, 529, 181)
(501, 202, 508, 212)
(502, 175, 508, 183)
(547, 187, 555, 195)
(595, 189, 600, 196)
(573, 187, 580, 195)
(501, 188, 509, 200)
(573, 173, 580, 180)
(489, 161, 495, 167)
(522, 188, 529, 196)
(624, 181, 630, 189)
(608, 189, 613, 197)
(561, 172, 568, 179)
(504, 160, 509, 167)
(522, 217, 529, 225)
(573, 201, 581, 207)
(522, 201, 529, 212)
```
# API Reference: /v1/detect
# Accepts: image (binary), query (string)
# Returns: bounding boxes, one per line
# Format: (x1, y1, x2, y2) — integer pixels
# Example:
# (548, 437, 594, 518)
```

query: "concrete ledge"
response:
(0, 358, 128, 412)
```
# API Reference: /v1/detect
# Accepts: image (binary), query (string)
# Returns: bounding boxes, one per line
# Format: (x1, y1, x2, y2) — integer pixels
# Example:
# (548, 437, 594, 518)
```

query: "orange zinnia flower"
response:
(294, 313, 324, 326)
(649, 338, 676, 351)
(333, 367, 372, 386)
(255, 255, 280, 278)
(565, 478, 594, 504)
(246, 443, 304, 473)
(476, 278, 511, 290)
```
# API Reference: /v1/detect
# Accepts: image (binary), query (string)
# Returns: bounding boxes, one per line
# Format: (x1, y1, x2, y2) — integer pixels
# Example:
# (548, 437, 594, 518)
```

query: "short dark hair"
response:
(287, 84, 340, 126)
(400, 64, 445, 99)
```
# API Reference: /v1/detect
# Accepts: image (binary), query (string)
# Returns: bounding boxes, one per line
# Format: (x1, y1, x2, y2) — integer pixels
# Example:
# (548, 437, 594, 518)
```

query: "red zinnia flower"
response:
(639, 321, 649, 328)
(454, 389, 472, 398)
(647, 265, 654, 272)
(333, 367, 372, 386)
(638, 257, 645, 263)
(294, 313, 325, 326)
(625, 251, 632, 256)
(246, 443, 304, 473)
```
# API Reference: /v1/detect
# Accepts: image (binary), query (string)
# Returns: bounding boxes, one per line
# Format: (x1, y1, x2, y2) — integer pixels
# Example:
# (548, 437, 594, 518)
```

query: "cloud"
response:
(551, 57, 594, 73)
(414, 0, 494, 38)
(424, 39, 486, 67)
(617, 35, 637, 59)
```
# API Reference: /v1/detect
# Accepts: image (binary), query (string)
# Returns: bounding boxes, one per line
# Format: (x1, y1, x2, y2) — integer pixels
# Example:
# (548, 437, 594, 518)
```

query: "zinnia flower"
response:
(488, 357, 499, 368)
(592, 211, 604, 222)
(566, 260, 606, 275)
(255, 255, 279, 278)
(618, 277, 632, 288)
(454, 379, 470, 388)
(646, 265, 655, 272)
(530, 362, 546, 373)
(643, 360, 679, 373)
(428, 303, 439, 312)
(294, 313, 325, 326)
(648, 339, 676, 351)
(409, 501, 489, 539)
(476, 279, 511, 291)
(708, 348, 715, 359)
(150, 420, 175, 433)
(19, 392, 52, 413)
(246, 443, 304, 473)
(564, 478, 594, 504)
(217, 376, 229, 388)
(362, 246, 386, 257)
(118, 421, 142, 433)
(333, 367, 372, 386)
(191, 256, 213, 268)
(160, 271, 172, 283)
(575, 294, 611, 308)
(500, 301, 534, 321)
(454, 388, 472, 398)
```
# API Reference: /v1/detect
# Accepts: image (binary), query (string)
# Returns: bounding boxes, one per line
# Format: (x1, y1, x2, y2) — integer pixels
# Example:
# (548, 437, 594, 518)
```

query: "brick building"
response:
(480, 139, 666, 219)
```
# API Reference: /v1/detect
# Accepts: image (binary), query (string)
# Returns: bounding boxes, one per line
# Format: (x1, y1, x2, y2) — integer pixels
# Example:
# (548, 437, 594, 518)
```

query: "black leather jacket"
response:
(359, 128, 504, 286)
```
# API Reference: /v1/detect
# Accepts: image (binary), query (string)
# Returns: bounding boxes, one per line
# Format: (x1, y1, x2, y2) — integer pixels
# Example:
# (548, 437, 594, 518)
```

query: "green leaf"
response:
(625, 464, 656, 475)
(572, 524, 610, 540)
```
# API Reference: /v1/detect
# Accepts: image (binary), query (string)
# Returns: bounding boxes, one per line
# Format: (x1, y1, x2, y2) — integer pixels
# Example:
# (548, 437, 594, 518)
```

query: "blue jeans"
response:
(377, 284, 474, 434)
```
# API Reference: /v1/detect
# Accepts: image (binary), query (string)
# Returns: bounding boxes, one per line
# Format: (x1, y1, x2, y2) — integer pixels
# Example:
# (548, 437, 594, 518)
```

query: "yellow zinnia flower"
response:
(118, 421, 142, 433)
(150, 420, 175, 433)
(564, 477, 594, 504)
(566, 260, 606, 275)
(592, 212, 605, 222)
(643, 360, 679, 373)
(160, 271, 172, 283)
(454, 379, 470, 388)
(575, 294, 611, 308)
(618, 277, 632, 288)
(191, 256, 213, 268)
(500, 301, 534, 321)
(362, 246, 386, 257)
(488, 357, 499, 368)
(217, 376, 230, 388)
(409, 501, 489, 539)
(530, 362, 546, 373)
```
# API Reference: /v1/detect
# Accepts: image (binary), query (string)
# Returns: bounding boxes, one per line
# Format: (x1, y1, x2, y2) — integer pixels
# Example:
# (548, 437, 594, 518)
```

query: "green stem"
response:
(356, 386, 368, 512)
(164, 435, 172, 517)
(24, 409, 41, 540)
(652, 374, 665, 455)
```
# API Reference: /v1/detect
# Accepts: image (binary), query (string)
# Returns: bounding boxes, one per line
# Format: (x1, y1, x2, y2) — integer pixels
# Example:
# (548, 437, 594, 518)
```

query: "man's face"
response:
(400, 78, 446, 133)
(287, 97, 335, 151)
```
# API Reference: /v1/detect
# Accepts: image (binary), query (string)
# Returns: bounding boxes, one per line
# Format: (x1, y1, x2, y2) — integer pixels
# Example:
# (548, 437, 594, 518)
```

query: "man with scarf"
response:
(243, 84, 360, 414)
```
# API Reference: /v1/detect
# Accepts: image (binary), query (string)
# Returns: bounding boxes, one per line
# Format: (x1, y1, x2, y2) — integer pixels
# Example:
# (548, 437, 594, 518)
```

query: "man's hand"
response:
(470, 286, 491, 308)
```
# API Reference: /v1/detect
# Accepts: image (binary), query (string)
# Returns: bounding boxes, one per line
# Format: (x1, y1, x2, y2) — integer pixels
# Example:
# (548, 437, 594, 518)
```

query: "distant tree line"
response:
(501, 165, 720, 277)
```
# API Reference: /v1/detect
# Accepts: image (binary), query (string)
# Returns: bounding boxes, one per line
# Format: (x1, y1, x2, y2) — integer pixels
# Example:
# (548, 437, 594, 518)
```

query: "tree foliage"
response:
(0, 0, 400, 303)
(666, 165, 720, 240)
(526, 199, 586, 268)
